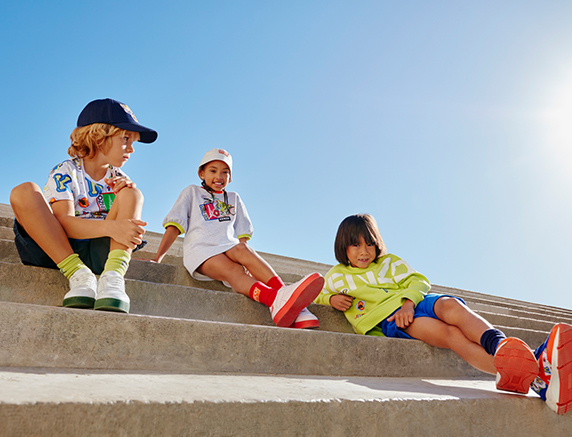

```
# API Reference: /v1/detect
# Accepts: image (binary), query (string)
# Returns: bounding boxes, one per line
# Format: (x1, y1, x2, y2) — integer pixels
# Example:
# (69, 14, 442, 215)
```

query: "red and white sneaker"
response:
(288, 307, 319, 329)
(269, 273, 324, 327)
(531, 323, 572, 414)
(494, 337, 539, 394)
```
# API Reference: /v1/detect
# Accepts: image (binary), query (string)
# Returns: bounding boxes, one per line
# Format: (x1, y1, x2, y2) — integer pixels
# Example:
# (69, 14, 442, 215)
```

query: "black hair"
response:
(334, 214, 387, 266)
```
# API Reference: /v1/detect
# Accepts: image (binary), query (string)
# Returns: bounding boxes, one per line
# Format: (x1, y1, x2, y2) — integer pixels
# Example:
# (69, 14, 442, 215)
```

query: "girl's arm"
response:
(152, 225, 181, 263)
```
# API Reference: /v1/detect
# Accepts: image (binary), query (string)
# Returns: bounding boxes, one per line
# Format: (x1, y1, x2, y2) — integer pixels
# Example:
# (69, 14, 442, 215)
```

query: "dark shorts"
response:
(13, 219, 111, 275)
(368, 293, 466, 339)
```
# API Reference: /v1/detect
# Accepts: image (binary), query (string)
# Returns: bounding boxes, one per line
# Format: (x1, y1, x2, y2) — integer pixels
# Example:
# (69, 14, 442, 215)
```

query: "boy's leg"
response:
(433, 296, 538, 393)
(404, 317, 497, 374)
(94, 187, 144, 313)
(10, 183, 96, 308)
(10, 182, 74, 264)
(531, 323, 572, 414)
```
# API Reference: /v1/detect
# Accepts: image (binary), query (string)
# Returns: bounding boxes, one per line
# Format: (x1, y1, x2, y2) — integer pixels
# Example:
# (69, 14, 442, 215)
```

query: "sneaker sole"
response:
(94, 298, 130, 313)
(494, 337, 539, 394)
(62, 296, 95, 309)
(546, 323, 572, 415)
(290, 319, 320, 329)
(274, 273, 324, 327)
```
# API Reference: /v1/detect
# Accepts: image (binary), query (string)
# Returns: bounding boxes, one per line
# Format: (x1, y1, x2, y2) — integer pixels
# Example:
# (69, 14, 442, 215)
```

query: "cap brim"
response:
(112, 122, 158, 144)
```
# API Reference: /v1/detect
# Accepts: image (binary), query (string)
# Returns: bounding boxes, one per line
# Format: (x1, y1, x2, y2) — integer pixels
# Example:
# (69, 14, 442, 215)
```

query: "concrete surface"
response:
(1, 369, 570, 437)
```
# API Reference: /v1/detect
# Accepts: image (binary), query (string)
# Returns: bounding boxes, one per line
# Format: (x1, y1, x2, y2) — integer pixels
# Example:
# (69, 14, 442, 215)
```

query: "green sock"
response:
(57, 254, 88, 280)
(102, 249, 131, 277)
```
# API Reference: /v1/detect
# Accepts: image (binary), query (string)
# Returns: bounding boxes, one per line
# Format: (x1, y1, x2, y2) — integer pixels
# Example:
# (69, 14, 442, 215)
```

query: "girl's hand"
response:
(330, 294, 354, 312)
(105, 176, 136, 193)
(387, 299, 415, 329)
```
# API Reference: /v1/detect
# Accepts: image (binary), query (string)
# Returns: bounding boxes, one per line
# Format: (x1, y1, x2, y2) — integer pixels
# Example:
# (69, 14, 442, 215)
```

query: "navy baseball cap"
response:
(77, 98, 158, 143)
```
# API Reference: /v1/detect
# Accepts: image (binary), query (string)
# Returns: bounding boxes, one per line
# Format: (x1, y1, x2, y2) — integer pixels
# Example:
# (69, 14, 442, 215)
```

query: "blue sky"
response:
(2, 1, 572, 310)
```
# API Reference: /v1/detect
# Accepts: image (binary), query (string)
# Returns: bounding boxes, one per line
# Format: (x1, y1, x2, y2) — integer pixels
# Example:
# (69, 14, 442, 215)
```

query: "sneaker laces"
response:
(100, 273, 124, 291)
(70, 269, 95, 288)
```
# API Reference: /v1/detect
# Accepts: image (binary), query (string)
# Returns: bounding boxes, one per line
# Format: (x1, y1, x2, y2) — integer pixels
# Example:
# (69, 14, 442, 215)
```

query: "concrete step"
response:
(1, 368, 569, 437)
(0, 300, 484, 378)
(0, 260, 552, 346)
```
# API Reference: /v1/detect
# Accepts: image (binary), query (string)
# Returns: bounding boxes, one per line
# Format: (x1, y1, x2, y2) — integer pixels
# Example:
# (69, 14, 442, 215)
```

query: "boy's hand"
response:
(387, 299, 415, 329)
(109, 219, 147, 249)
(330, 294, 354, 312)
(105, 177, 136, 194)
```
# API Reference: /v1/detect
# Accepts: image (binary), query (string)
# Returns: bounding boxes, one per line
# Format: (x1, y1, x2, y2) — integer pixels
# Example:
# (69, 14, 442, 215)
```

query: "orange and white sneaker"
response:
(494, 337, 539, 394)
(288, 307, 319, 329)
(530, 323, 572, 414)
(269, 273, 324, 327)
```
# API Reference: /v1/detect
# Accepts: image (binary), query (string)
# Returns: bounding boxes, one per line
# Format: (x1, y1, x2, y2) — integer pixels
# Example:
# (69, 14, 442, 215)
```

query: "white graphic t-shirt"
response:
(43, 157, 127, 220)
(162, 184, 254, 280)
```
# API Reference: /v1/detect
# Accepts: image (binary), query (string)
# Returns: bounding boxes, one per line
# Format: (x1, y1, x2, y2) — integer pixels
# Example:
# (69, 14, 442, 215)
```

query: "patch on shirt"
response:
(200, 196, 234, 222)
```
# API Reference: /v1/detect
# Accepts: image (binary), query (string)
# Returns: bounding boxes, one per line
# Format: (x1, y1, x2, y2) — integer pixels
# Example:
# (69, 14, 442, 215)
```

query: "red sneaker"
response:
(494, 337, 539, 394)
(269, 273, 324, 327)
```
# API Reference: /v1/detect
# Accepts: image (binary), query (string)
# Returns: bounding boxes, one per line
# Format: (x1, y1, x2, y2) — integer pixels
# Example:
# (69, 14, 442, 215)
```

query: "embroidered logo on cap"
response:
(120, 103, 139, 122)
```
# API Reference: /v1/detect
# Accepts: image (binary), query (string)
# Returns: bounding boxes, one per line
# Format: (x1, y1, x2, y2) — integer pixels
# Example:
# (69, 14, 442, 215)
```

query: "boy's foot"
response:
(63, 267, 97, 309)
(270, 273, 324, 327)
(530, 323, 572, 415)
(494, 337, 539, 394)
(94, 271, 130, 313)
(288, 307, 320, 329)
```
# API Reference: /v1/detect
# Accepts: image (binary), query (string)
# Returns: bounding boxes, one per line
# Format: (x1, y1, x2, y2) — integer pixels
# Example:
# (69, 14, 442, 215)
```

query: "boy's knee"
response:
(115, 186, 144, 203)
(10, 182, 40, 207)
(435, 296, 465, 316)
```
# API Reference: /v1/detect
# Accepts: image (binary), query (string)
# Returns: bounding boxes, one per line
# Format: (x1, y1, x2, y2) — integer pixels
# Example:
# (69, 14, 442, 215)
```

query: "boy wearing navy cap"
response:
(10, 98, 158, 313)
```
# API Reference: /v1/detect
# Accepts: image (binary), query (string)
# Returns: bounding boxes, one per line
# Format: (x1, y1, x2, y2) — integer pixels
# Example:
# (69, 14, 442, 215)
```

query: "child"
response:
(152, 148, 324, 329)
(315, 213, 572, 414)
(10, 98, 157, 314)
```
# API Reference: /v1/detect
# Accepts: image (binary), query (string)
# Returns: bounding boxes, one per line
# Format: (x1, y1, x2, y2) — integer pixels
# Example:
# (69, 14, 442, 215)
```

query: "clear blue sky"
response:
(2, 1, 572, 310)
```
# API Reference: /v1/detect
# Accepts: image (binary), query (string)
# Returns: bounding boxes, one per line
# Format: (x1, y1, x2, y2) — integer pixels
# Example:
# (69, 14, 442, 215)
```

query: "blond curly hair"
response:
(68, 123, 131, 159)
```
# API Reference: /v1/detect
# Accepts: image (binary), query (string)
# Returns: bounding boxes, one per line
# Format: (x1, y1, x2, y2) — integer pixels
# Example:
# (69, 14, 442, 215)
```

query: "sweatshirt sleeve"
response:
(314, 265, 342, 306)
(389, 255, 431, 307)
(162, 186, 193, 235)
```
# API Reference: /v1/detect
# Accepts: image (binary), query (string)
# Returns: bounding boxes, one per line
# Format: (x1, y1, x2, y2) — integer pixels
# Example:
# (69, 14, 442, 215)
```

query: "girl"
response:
(10, 98, 157, 313)
(152, 148, 324, 329)
(315, 214, 572, 414)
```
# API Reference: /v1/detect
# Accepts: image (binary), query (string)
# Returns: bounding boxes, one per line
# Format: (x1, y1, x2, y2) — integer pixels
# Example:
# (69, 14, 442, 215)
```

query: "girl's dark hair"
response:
(334, 214, 387, 266)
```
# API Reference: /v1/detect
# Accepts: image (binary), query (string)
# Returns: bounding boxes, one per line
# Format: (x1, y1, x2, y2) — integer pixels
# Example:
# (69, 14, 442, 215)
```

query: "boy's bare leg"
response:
(197, 253, 257, 296)
(433, 297, 494, 344)
(405, 317, 496, 374)
(10, 182, 74, 264)
(105, 187, 144, 253)
(224, 242, 277, 284)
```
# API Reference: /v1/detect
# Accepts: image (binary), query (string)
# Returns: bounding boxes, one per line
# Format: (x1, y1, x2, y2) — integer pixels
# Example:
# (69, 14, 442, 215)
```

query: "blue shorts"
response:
(372, 293, 466, 339)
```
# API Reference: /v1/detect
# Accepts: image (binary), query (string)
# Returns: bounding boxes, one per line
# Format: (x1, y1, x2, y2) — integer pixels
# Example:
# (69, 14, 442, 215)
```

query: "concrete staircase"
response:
(1, 202, 572, 436)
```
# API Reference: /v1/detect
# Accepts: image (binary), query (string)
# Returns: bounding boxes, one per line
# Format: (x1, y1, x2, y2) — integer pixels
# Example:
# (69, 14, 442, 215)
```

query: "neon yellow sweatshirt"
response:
(315, 254, 431, 335)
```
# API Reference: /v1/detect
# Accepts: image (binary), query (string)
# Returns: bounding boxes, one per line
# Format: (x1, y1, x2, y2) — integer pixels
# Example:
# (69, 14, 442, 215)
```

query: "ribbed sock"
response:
(249, 281, 278, 307)
(57, 253, 88, 279)
(267, 276, 285, 291)
(102, 249, 131, 277)
(480, 328, 507, 356)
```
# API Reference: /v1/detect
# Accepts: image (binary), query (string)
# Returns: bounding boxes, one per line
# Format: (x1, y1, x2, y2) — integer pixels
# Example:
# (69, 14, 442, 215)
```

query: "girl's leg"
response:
(224, 242, 278, 284)
(433, 297, 494, 344)
(197, 253, 257, 297)
(10, 182, 73, 264)
(404, 317, 496, 374)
